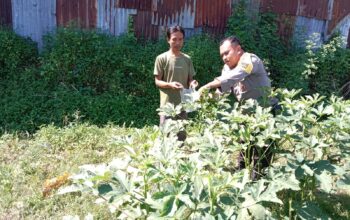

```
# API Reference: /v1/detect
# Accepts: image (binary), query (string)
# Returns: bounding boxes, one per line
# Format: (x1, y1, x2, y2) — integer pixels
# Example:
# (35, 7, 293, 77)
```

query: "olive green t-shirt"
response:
(154, 51, 195, 107)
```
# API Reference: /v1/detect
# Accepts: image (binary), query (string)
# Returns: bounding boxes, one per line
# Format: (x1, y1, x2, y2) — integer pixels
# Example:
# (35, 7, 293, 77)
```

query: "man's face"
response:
(167, 31, 184, 52)
(220, 40, 241, 69)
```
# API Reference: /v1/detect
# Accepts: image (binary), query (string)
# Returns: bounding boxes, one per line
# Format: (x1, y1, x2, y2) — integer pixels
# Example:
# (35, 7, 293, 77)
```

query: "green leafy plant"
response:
(58, 89, 350, 219)
(0, 27, 38, 79)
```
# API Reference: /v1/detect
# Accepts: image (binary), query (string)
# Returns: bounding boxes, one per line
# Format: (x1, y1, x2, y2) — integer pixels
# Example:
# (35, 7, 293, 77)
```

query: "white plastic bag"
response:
(180, 87, 200, 103)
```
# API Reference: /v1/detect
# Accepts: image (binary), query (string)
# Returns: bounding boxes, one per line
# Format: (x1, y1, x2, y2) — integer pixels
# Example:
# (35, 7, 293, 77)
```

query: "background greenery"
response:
(0, 0, 349, 134)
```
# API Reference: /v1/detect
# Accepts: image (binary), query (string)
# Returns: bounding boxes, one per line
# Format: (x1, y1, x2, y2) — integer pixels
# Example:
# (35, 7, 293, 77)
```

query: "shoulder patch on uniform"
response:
(239, 53, 253, 74)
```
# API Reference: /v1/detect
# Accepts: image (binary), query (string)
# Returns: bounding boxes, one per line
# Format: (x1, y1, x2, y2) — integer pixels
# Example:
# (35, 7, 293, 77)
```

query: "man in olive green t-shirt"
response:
(154, 25, 197, 125)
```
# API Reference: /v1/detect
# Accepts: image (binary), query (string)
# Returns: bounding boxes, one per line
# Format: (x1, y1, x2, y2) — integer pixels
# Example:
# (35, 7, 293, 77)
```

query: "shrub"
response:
(303, 35, 350, 95)
(40, 27, 124, 93)
(0, 27, 38, 79)
(183, 34, 222, 85)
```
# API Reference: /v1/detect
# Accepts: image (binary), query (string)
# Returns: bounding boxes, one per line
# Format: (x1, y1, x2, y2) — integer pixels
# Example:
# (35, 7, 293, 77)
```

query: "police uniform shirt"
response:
(216, 52, 271, 101)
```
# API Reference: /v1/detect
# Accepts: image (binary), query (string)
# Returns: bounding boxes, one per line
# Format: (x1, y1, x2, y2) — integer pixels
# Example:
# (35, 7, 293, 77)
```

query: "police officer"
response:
(199, 36, 278, 179)
(199, 35, 276, 105)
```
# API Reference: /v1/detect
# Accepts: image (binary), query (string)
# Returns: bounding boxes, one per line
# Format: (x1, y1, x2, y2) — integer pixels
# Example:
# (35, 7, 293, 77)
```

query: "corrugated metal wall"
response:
(329, 0, 350, 33)
(260, 0, 349, 46)
(12, 0, 56, 48)
(0, 0, 12, 26)
(97, 0, 137, 36)
(56, 0, 97, 28)
(2, 0, 349, 47)
(195, 0, 231, 35)
(103, 0, 231, 40)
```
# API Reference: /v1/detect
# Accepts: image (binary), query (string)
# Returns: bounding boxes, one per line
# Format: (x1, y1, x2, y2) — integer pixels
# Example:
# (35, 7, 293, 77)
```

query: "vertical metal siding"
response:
(260, 0, 298, 15)
(102, 0, 231, 39)
(195, 0, 231, 35)
(56, 0, 97, 28)
(135, 0, 197, 39)
(328, 0, 350, 33)
(12, 0, 56, 48)
(0, 0, 12, 26)
(260, 0, 350, 46)
(6, 0, 349, 47)
(297, 0, 329, 20)
(294, 16, 326, 47)
(117, 0, 152, 11)
(330, 14, 350, 42)
(97, 0, 136, 36)
(261, 0, 330, 19)
(276, 14, 297, 44)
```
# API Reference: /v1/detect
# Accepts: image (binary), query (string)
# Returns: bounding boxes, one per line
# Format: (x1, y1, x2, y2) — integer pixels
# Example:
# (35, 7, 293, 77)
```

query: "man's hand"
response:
(169, 82, 184, 90)
(189, 80, 198, 89)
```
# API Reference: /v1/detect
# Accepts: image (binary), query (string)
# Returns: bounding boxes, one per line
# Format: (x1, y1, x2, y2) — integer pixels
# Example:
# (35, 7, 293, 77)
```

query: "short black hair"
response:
(166, 25, 185, 39)
(220, 36, 241, 46)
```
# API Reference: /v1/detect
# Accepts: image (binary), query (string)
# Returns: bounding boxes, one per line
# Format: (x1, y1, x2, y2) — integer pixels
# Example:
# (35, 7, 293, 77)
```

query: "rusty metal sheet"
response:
(151, 0, 195, 28)
(153, 0, 196, 28)
(297, 0, 329, 20)
(12, 0, 56, 48)
(261, 0, 329, 20)
(0, 0, 12, 26)
(105, 0, 230, 39)
(56, 0, 97, 28)
(276, 14, 297, 44)
(260, 0, 298, 15)
(117, 0, 152, 11)
(328, 0, 350, 33)
(194, 0, 231, 35)
(134, 10, 159, 39)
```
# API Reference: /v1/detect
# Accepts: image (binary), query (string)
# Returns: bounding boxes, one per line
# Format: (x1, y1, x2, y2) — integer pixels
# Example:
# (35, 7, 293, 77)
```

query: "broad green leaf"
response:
(115, 170, 129, 191)
(174, 205, 191, 219)
(336, 173, 350, 190)
(315, 171, 333, 193)
(248, 204, 266, 219)
(237, 208, 250, 220)
(192, 175, 204, 201)
(178, 194, 195, 209)
(294, 202, 329, 220)
(220, 194, 236, 205)
(160, 195, 176, 216)
(197, 202, 210, 210)
(301, 164, 314, 176)
(203, 213, 216, 220)
(97, 183, 113, 195)
(145, 196, 163, 210)
(309, 160, 344, 175)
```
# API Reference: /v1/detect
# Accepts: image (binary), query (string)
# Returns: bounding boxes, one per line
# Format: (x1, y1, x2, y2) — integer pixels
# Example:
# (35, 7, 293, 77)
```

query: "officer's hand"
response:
(198, 85, 209, 96)
(170, 82, 184, 90)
